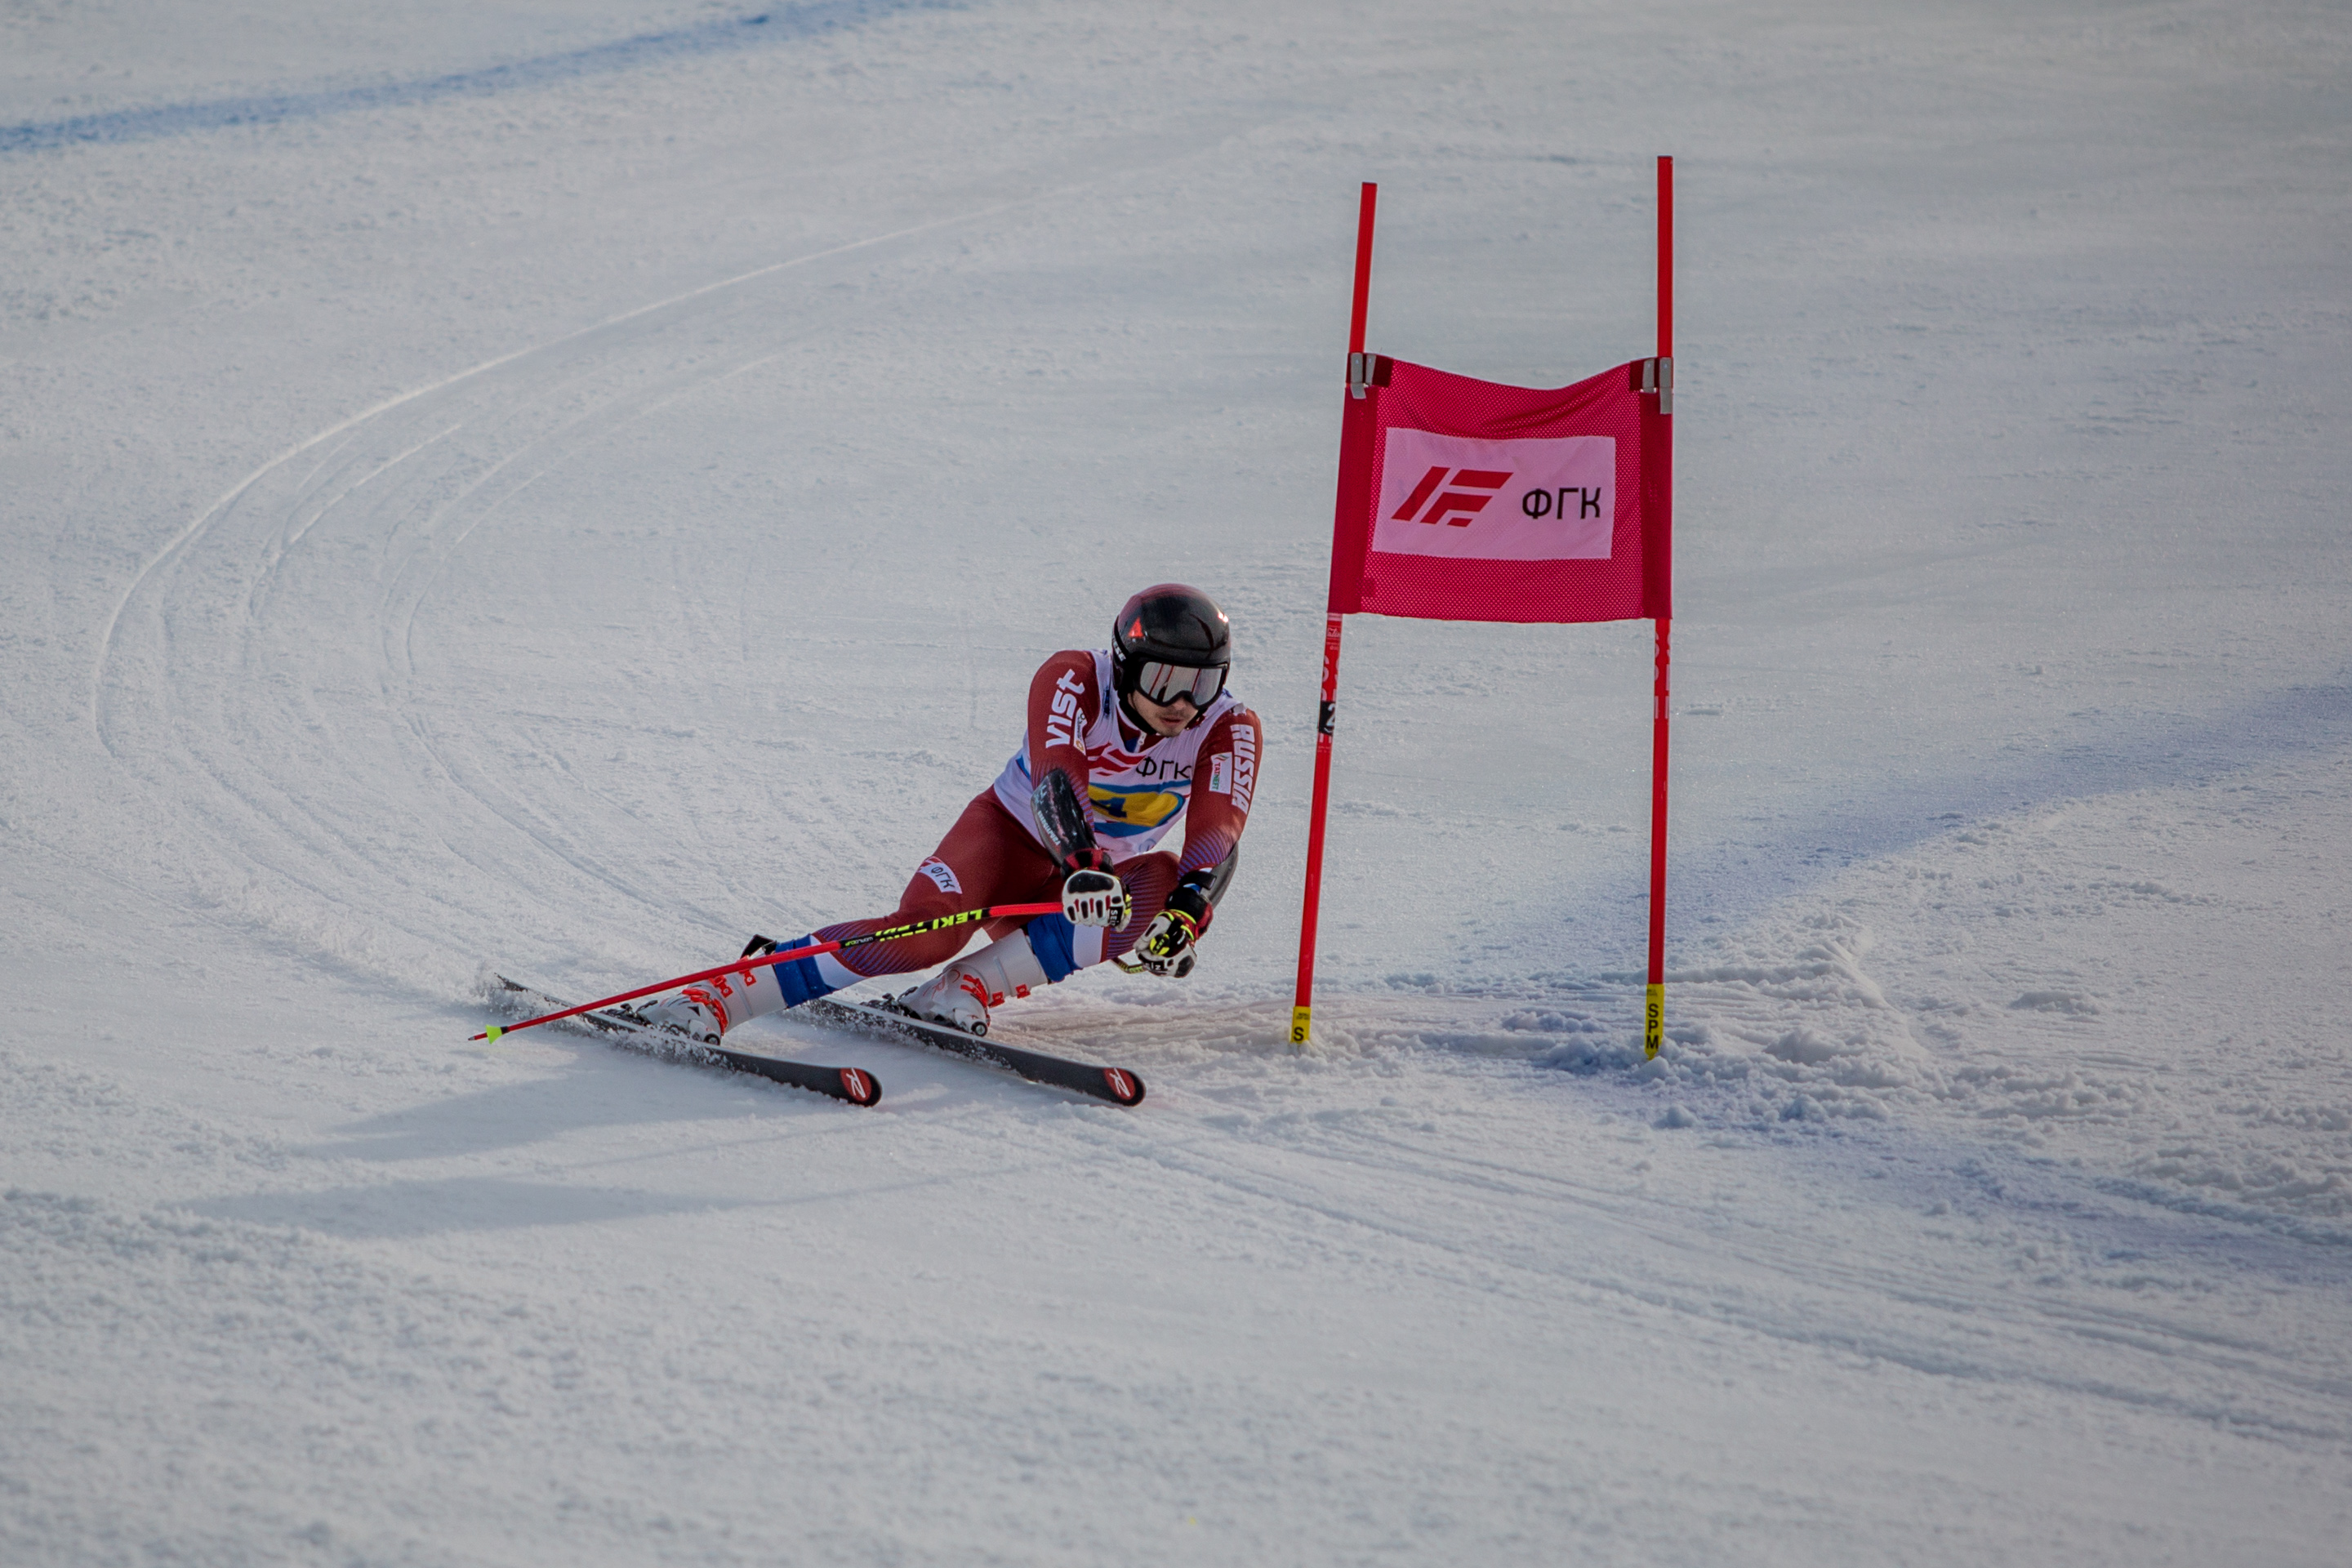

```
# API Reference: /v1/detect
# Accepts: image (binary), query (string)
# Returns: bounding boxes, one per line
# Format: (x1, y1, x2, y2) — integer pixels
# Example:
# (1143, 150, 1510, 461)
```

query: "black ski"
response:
(487, 976, 880, 1107)
(807, 996, 1145, 1107)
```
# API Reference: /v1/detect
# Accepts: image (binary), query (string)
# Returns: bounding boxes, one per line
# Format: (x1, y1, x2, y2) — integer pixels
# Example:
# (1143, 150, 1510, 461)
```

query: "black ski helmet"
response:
(1110, 583, 1232, 705)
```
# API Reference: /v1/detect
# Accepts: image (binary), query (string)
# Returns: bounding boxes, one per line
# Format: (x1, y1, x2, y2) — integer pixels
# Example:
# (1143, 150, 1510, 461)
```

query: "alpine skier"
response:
(634, 583, 1258, 1042)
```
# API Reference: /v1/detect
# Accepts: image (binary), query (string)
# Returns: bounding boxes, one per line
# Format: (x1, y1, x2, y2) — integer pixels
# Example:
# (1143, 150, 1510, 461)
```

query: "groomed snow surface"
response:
(5, 1, 2350, 1562)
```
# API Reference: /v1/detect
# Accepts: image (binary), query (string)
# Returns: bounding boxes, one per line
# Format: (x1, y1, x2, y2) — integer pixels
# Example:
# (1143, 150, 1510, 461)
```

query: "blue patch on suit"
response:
(772, 935, 839, 1008)
(1024, 915, 1080, 982)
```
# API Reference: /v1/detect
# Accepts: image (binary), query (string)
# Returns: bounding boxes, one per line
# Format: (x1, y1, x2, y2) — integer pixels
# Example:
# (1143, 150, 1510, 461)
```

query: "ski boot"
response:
(897, 929, 1053, 1037)
(626, 988, 726, 1046)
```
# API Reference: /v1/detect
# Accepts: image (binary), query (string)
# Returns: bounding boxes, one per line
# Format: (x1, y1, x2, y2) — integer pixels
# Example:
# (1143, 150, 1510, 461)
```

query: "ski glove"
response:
(1131, 908, 1200, 978)
(1062, 867, 1131, 929)
(1116, 859, 1227, 977)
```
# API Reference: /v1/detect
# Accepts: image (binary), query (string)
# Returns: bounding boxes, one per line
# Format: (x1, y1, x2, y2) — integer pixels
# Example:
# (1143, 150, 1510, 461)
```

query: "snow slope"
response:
(4, 1, 2349, 1561)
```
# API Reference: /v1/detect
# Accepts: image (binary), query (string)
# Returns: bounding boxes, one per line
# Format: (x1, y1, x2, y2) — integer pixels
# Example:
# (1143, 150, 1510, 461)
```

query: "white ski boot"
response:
(630, 990, 725, 1046)
(898, 929, 1052, 1037)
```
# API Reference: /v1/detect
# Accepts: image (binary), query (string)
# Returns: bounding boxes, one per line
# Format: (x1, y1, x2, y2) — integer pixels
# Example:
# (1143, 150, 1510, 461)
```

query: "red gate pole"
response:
(1290, 181, 1378, 1050)
(1645, 154, 1673, 1059)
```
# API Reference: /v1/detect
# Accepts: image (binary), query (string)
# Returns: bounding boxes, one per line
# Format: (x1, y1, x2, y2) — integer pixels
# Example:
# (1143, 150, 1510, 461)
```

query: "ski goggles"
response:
(1133, 659, 1228, 708)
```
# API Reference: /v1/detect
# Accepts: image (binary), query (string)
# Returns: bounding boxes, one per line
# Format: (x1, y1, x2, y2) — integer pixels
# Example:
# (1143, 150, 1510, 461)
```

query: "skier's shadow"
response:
(214, 1041, 894, 1238)
(299, 1036, 854, 1165)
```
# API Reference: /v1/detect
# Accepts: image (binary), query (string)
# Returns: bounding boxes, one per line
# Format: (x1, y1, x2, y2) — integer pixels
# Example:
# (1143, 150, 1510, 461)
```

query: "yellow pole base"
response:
(1643, 984, 1664, 1059)
(1290, 1004, 1312, 1049)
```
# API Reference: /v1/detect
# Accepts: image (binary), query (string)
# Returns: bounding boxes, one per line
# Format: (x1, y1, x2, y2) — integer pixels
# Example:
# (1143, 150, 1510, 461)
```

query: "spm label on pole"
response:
(1291, 160, 1677, 1058)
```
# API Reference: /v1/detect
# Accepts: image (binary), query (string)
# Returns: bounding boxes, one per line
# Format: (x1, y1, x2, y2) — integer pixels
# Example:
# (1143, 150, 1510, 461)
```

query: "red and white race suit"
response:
(671, 649, 1261, 1033)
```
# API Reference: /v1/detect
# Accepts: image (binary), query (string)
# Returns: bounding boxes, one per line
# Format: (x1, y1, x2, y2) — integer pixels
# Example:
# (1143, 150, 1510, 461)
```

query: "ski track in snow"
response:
(5, 0, 2352, 1561)
(87, 190, 1055, 977)
(0, 3, 946, 154)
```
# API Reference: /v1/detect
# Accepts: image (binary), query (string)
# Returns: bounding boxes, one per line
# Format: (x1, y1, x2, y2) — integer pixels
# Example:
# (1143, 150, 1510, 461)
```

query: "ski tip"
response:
(838, 1066, 882, 1107)
(1101, 1066, 1145, 1107)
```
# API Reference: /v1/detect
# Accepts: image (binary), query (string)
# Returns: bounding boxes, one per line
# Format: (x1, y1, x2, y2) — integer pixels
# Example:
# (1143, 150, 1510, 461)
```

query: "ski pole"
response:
(472, 901, 1064, 1040)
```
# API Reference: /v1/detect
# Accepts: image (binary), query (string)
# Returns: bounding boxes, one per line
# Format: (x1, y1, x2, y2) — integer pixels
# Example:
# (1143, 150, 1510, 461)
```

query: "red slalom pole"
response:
(1290, 181, 1377, 1050)
(1347, 181, 1378, 354)
(1645, 154, 1674, 1059)
(1290, 610, 1345, 1049)
(473, 901, 1062, 1040)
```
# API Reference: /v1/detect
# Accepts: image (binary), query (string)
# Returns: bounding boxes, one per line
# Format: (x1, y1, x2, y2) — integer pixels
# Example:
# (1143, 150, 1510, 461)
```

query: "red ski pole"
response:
(472, 901, 1063, 1040)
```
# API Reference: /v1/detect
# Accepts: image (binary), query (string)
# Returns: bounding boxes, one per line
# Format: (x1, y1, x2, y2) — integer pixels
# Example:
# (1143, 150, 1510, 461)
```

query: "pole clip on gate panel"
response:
(1641, 354, 1673, 416)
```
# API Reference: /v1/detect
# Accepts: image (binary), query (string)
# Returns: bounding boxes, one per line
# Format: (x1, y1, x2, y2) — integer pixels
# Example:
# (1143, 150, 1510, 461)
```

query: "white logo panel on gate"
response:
(1372, 429, 1615, 561)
